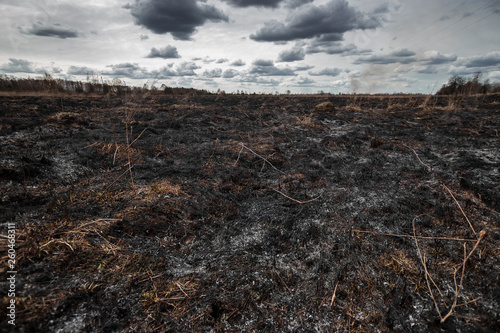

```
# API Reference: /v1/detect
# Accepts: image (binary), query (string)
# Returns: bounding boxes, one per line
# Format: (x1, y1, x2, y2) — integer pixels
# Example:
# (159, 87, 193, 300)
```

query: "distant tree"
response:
(436, 72, 492, 95)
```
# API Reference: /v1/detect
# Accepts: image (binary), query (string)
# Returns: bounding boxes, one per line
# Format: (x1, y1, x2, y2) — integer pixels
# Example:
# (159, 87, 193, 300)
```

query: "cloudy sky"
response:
(1, 0, 499, 93)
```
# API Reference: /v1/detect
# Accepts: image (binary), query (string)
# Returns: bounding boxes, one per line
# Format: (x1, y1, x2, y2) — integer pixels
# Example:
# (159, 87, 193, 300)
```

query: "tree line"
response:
(436, 72, 500, 95)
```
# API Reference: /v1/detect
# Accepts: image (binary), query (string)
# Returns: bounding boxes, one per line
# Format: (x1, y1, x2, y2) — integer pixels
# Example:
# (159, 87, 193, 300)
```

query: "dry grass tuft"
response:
(47, 112, 85, 125)
(314, 101, 335, 112)
(387, 103, 405, 111)
(97, 142, 143, 165)
(149, 178, 187, 196)
(293, 114, 322, 128)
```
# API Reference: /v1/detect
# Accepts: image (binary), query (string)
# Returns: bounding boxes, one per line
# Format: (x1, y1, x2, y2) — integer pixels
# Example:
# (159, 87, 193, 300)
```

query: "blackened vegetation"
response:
(436, 72, 500, 96)
(0, 92, 499, 332)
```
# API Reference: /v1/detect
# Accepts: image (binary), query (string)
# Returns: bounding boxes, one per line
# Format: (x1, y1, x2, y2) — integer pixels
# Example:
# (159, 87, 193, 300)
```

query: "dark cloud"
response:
(308, 67, 342, 76)
(222, 69, 239, 78)
(249, 59, 296, 76)
(175, 62, 201, 76)
(221, 0, 283, 8)
(294, 64, 315, 71)
(0, 58, 38, 73)
(146, 45, 181, 59)
(203, 68, 223, 78)
(193, 56, 227, 64)
(448, 66, 478, 77)
(102, 63, 150, 79)
(250, 0, 385, 42)
(372, 3, 391, 14)
(253, 59, 274, 67)
(128, 0, 228, 40)
(447, 52, 500, 77)
(295, 76, 315, 85)
(421, 51, 457, 65)
(237, 75, 281, 86)
(193, 56, 215, 64)
(0, 58, 61, 74)
(284, 0, 314, 9)
(459, 51, 500, 68)
(391, 49, 416, 57)
(306, 41, 359, 55)
(100, 61, 200, 79)
(415, 65, 438, 74)
(230, 59, 246, 66)
(67, 66, 98, 76)
(19, 23, 79, 39)
(277, 48, 305, 62)
(221, 0, 312, 8)
(354, 48, 417, 65)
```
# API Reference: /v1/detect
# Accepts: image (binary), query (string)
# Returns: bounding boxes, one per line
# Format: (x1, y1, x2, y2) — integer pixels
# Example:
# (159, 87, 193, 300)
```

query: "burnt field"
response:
(1, 92, 499, 332)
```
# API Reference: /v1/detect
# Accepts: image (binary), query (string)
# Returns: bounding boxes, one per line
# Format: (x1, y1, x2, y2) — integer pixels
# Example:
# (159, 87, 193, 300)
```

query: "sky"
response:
(1, 0, 500, 94)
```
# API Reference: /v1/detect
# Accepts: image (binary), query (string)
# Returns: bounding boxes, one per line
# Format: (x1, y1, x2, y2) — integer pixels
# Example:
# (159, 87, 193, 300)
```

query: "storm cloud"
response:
(128, 0, 228, 40)
(222, 69, 239, 78)
(146, 45, 181, 59)
(306, 41, 359, 55)
(222, 0, 312, 8)
(421, 51, 457, 65)
(221, 0, 283, 8)
(354, 48, 417, 65)
(0, 58, 61, 74)
(250, 0, 385, 42)
(202, 68, 223, 78)
(99, 62, 201, 79)
(67, 66, 99, 76)
(102, 63, 150, 79)
(277, 47, 305, 62)
(19, 23, 79, 39)
(459, 51, 500, 68)
(230, 59, 246, 66)
(308, 67, 343, 76)
(249, 59, 296, 76)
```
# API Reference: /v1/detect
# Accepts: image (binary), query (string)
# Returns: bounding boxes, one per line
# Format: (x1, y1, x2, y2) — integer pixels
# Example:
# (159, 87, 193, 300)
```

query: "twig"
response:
(272, 188, 322, 205)
(463, 230, 487, 265)
(125, 119, 134, 186)
(330, 282, 339, 306)
(408, 147, 432, 172)
(83, 142, 100, 149)
(93, 227, 117, 255)
(205, 138, 219, 168)
(107, 165, 135, 189)
(275, 271, 292, 293)
(236, 143, 285, 174)
(413, 219, 443, 320)
(175, 282, 189, 298)
(442, 184, 477, 236)
(113, 143, 119, 165)
(233, 144, 244, 167)
(441, 244, 467, 322)
(413, 219, 487, 323)
(456, 297, 481, 308)
(353, 229, 476, 242)
(128, 127, 147, 147)
(40, 239, 74, 252)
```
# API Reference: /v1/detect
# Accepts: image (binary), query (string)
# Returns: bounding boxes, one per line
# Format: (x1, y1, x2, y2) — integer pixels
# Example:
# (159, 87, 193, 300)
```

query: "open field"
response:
(1, 92, 499, 332)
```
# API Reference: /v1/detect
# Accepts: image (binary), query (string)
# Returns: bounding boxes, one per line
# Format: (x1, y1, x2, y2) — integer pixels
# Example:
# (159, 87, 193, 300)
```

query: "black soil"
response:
(1, 93, 499, 332)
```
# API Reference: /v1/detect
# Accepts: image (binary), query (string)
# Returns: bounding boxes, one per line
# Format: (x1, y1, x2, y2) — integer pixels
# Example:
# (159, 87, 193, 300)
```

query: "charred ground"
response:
(0, 92, 499, 332)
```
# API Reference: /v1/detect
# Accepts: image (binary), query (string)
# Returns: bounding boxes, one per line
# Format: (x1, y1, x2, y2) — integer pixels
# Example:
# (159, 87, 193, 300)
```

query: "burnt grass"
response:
(1, 92, 499, 332)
